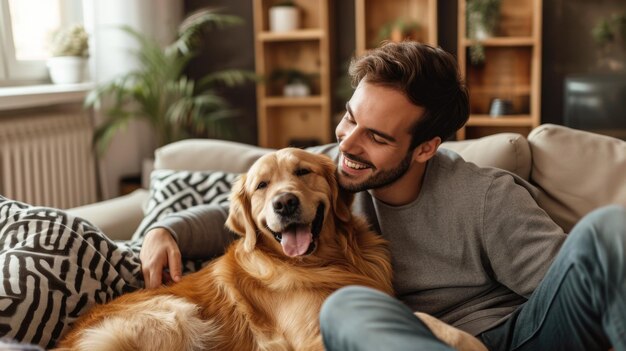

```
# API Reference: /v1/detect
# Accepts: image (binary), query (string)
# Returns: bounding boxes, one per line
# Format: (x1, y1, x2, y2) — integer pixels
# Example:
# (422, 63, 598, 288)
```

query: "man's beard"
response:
(339, 151, 413, 193)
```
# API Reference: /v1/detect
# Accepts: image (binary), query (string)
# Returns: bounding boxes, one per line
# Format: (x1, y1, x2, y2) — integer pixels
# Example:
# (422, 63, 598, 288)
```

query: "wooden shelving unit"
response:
(355, 0, 438, 56)
(253, 0, 333, 148)
(457, 0, 542, 140)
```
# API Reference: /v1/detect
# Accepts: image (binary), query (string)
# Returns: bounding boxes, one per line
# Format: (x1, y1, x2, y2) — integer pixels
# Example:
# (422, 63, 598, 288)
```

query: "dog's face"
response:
(226, 148, 351, 258)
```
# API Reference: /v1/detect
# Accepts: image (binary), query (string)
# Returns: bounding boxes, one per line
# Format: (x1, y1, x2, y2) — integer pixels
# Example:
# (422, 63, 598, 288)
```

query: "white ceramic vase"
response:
(284, 81, 310, 97)
(269, 6, 299, 32)
(47, 56, 87, 84)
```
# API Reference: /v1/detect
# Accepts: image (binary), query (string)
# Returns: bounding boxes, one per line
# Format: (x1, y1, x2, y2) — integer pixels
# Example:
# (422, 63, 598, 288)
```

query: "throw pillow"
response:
(130, 170, 238, 242)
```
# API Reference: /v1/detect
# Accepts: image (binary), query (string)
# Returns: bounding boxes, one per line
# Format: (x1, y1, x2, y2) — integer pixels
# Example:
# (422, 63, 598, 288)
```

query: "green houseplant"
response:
(47, 24, 89, 84)
(592, 12, 626, 71)
(87, 8, 255, 154)
(270, 68, 317, 97)
(374, 19, 421, 46)
(466, 0, 502, 64)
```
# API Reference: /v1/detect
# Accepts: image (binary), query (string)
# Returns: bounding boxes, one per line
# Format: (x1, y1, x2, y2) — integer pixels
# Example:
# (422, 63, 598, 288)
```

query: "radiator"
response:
(0, 112, 98, 209)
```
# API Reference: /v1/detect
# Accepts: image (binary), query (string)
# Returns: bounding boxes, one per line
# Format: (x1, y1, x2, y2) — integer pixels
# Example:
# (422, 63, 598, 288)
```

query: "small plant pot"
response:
(269, 6, 299, 32)
(283, 82, 310, 97)
(47, 56, 87, 84)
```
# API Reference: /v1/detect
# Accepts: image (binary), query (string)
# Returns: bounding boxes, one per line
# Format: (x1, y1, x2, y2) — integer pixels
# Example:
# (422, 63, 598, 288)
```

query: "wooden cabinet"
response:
(355, 0, 438, 56)
(253, 0, 333, 148)
(457, 0, 542, 140)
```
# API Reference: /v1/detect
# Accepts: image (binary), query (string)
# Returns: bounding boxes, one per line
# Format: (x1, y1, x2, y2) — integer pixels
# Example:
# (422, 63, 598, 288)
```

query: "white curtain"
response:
(83, 0, 183, 199)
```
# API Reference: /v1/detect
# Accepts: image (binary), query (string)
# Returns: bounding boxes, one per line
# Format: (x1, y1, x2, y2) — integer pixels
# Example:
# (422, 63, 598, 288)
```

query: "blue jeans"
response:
(320, 205, 626, 351)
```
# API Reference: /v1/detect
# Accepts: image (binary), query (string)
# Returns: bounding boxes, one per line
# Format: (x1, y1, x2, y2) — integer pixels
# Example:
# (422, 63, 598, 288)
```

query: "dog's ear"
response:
(320, 155, 353, 223)
(225, 174, 258, 252)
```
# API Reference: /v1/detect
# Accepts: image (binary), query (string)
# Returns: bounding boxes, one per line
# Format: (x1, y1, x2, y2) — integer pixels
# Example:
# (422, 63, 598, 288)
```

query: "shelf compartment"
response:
(355, 0, 437, 54)
(496, 0, 535, 37)
(263, 41, 322, 96)
(259, 0, 323, 31)
(466, 46, 532, 115)
(264, 106, 328, 148)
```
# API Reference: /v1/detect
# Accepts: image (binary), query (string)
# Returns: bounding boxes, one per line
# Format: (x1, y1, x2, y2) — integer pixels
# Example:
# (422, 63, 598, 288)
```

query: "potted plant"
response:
(592, 12, 626, 71)
(47, 24, 89, 84)
(86, 8, 257, 155)
(466, 0, 502, 64)
(374, 19, 421, 46)
(270, 68, 316, 97)
(269, 1, 300, 32)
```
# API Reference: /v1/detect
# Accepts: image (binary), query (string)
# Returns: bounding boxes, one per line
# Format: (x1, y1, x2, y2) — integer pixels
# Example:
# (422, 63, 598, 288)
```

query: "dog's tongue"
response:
(281, 225, 312, 257)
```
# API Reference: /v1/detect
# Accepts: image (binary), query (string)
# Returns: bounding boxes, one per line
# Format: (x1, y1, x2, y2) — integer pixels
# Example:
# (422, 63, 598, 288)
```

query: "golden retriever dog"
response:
(56, 148, 486, 351)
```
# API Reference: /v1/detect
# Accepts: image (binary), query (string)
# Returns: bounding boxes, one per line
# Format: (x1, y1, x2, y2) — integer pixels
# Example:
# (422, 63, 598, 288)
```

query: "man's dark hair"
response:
(349, 41, 469, 149)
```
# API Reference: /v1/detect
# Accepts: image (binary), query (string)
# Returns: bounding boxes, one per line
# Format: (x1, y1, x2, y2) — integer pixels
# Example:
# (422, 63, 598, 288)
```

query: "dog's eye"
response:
(256, 181, 268, 190)
(295, 168, 311, 176)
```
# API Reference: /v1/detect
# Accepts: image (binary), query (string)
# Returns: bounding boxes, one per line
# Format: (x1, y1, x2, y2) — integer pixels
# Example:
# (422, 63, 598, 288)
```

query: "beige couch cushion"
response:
(154, 139, 273, 173)
(528, 124, 626, 232)
(442, 133, 532, 180)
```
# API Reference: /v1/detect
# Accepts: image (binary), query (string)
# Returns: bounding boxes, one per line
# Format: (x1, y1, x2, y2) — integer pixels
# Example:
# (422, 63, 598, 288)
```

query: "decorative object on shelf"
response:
(466, 0, 502, 65)
(269, 0, 300, 32)
(270, 68, 316, 97)
(47, 24, 89, 84)
(592, 12, 625, 72)
(86, 8, 256, 155)
(489, 98, 513, 117)
(374, 19, 421, 46)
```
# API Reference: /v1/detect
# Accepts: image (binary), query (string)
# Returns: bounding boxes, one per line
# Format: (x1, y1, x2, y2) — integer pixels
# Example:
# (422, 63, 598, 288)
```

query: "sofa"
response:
(68, 124, 626, 240)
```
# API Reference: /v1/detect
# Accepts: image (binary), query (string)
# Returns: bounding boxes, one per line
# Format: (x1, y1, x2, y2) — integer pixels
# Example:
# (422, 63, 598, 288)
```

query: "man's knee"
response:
(570, 205, 626, 243)
(566, 205, 626, 269)
(320, 286, 374, 332)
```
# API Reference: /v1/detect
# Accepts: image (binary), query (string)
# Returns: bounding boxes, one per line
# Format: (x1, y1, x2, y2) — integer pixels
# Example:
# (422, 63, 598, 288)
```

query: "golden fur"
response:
(56, 148, 394, 351)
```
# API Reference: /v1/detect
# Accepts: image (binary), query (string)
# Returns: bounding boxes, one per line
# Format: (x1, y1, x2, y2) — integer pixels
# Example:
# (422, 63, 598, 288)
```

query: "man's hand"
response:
(140, 227, 183, 289)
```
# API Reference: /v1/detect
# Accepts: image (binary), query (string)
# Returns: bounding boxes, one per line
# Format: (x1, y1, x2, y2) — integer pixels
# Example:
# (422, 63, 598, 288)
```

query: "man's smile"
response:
(340, 154, 373, 176)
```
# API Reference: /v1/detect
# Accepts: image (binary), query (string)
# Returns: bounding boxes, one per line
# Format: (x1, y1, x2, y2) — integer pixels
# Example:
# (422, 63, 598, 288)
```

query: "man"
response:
(141, 42, 626, 350)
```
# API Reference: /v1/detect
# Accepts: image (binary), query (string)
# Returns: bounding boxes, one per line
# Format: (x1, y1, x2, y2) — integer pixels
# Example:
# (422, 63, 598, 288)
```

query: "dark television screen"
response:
(564, 74, 626, 139)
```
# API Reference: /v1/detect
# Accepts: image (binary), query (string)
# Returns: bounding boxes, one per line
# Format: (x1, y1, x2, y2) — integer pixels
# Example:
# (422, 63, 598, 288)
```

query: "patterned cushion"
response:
(130, 170, 238, 242)
(0, 196, 143, 348)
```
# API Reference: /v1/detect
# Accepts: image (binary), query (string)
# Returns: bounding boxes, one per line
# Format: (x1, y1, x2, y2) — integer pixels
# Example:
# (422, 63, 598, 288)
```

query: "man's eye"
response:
(256, 181, 268, 190)
(295, 168, 311, 176)
(371, 133, 387, 144)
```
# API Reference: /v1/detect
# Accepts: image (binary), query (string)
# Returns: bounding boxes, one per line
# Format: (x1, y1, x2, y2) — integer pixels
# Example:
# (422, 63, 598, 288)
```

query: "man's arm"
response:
(140, 203, 236, 288)
(482, 174, 567, 297)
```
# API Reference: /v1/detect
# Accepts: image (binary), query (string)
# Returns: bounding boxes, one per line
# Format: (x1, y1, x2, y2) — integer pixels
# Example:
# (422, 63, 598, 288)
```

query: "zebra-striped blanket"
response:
(0, 197, 143, 348)
(0, 169, 237, 348)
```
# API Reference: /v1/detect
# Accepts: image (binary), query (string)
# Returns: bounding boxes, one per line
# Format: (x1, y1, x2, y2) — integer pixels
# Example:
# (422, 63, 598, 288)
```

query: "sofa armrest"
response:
(67, 189, 149, 241)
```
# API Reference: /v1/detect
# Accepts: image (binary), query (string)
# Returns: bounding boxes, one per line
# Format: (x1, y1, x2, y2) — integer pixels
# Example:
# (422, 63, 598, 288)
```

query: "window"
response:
(0, 0, 84, 85)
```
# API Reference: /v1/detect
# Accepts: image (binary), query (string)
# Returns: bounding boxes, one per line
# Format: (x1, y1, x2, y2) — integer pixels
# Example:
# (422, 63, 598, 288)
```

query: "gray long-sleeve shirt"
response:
(148, 145, 566, 336)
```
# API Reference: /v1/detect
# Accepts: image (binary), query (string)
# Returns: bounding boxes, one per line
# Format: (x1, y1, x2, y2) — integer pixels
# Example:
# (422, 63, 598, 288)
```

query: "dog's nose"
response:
(272, 193, 299, 216)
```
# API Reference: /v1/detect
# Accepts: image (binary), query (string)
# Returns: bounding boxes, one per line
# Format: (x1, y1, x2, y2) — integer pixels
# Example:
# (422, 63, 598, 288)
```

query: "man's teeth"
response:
(345, 158, 368, 170)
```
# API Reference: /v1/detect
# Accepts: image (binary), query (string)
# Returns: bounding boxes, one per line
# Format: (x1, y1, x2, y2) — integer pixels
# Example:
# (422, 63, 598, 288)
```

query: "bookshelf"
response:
(253, 0, 333, 148)
(457, 0, 542, 140)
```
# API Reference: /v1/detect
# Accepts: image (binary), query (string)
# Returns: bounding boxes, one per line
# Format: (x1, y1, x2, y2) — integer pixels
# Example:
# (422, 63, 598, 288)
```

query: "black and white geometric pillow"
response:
(130, 170, 238, 242)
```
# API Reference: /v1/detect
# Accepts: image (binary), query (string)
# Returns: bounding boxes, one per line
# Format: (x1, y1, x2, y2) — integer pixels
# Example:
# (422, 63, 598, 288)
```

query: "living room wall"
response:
(184, 0, 625, 144)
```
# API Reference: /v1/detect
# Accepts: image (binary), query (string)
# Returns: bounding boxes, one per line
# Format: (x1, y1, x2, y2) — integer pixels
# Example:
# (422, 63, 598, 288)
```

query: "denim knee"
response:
(320, 286, 372, 335)
(567, 205, 626, 251)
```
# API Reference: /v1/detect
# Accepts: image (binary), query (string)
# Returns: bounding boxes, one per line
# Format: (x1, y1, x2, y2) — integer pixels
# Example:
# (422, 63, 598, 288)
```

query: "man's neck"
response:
(371, 161, 428, 207)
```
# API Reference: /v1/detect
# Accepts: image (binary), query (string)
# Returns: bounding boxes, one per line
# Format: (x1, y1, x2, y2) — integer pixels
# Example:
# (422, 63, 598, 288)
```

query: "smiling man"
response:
(141, 42, 626, 351)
